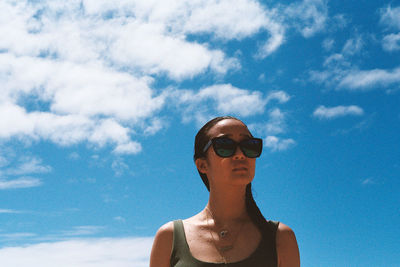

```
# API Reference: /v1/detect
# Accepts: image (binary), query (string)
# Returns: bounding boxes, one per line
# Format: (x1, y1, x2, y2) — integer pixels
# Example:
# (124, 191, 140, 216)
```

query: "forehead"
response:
(207, 119, 251, 137)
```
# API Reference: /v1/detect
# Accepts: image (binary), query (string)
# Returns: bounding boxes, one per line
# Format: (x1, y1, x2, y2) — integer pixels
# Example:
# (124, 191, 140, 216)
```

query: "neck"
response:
(206, 184, 248, 223)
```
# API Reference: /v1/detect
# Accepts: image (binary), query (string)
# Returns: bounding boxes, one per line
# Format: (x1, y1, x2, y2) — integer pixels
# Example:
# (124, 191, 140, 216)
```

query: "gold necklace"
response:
(205, 207, 246, 264)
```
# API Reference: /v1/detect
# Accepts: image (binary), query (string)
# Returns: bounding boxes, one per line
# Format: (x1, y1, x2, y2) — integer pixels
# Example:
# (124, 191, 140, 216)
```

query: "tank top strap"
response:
(265, 220, 279, 238)
(170, 219, 192, 265)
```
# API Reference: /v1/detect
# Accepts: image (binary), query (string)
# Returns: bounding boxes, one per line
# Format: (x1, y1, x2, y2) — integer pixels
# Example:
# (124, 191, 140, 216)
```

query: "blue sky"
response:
(0, 0, 399, 266)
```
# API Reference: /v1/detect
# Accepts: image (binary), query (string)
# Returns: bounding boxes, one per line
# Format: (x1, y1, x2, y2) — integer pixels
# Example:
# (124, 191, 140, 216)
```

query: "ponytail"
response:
(245, 183, 267, 232)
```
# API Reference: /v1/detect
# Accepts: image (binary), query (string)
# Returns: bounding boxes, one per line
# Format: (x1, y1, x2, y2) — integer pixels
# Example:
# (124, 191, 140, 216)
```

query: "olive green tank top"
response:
(170, 219, 279, 267)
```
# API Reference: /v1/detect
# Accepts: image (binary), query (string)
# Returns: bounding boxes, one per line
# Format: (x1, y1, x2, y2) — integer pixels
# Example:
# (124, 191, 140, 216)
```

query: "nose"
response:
(232, 146, 245, 160)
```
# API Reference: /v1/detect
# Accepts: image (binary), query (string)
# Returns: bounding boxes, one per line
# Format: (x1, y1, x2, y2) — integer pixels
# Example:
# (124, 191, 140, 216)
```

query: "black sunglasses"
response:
(203, 136, 263, 158)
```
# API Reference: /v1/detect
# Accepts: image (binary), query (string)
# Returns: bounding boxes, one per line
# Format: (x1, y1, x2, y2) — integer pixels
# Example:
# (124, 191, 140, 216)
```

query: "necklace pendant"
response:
(219, 230, 228, 238)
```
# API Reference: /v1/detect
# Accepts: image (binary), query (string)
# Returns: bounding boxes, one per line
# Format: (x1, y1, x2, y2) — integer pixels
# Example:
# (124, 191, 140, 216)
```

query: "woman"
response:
(150, 116, 300, 266)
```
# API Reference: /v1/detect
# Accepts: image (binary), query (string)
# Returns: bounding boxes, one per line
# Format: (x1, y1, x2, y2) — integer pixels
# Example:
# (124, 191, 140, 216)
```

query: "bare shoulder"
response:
(276, 222, 300, 267)
(150, 221, 174, 267)
(157, 221, 174, 237)
(277, 223, 296, 243)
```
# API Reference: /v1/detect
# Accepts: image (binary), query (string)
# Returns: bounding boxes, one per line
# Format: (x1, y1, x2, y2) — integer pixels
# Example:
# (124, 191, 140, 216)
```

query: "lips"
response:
(232, 166, 248, 172)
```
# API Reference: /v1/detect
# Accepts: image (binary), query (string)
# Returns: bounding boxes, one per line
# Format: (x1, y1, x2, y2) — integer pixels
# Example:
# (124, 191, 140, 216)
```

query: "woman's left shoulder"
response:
(277, 222, 296, 238)
(275, 222, 300, 267)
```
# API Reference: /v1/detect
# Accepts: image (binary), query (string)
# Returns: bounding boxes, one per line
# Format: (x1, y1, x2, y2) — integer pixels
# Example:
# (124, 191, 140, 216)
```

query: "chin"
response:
(231, 173, 254, 184)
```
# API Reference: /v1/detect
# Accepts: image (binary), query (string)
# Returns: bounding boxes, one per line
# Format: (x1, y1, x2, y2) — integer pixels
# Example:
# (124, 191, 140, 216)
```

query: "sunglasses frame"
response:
(203, 136, 263, 158)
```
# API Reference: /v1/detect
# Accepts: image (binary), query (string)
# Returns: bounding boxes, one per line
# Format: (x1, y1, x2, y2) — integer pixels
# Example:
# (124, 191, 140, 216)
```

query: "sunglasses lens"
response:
(213, 138, 236, 157)
(241, 139, 262, 158)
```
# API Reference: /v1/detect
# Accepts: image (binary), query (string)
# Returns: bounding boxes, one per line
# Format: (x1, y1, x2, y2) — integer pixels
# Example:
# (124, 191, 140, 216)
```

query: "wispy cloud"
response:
(60, 226, 105, 237)
(379, 5, 400, 30)
(331, 115, 374, 135)
(172, 84, 269, 125)
(379, 5, 400, 53)
(311, 64, 400, 91)
(342, 36, 364, 56)
(67, 152, 80, 160)
(250, 108, 288, 136)
(361, 178, 377, 185)
(113, 216, 126, 223)
(382, 33, 400, 51)
(0, 153, 49, 190)
(3, 157, 51, 176)
(313, 105, 364, 119)
(0, 177, 42, 190)
(247, 92, 294, 152)
(265, 91, 291, 104)
(0, 237, 153, 267)
(0, 209, 20, 214)
(285, 0, 328, 38)
(111, 158, 129, 177)
(338, 68, 400, 90)
(322, 38, 335, 51)
(264, 136, 296, 152)
(0, 232, 37, 242)
(309, 27, 400, 91)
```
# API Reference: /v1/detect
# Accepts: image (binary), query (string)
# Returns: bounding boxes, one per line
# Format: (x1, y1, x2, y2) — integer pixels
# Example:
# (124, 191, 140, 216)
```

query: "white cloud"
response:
(248, 105, 294, 152)
(111, 158, 129, 177)
(3, 157, 51, 176)
(113, 142, 142, 155)
(182, 0, 268, 39)
(256, 12, 286, 58)
(88, 119, 133, 148)
(309, 31, 400, 91)
(0, 177, 42, 190)
(172, 84, 268, 125)
(313, 105, 364, 119)
(342, 36, 364, 56)
(61, 226, 105, 237)
(380, 5, 400, 53)
(0, 237, 153, 267)
(285, 0, 328, 38)
(0, 0, 335, 153)
(331, 14, 348, 29)
(250, 108, 287, 136)
(0, 54, 164, 121)
(361, 178, 376, 185)
(0, 155, 9, 168)
(0, 232, 37, 241)
(68, 152, 80, 160)
(198, 85, 266, 116)
(109, 22, 239, 80)
(382, 33, 400, 51)
(322, 38, 335, 51)
(113, 216, 126, 223)
(143, 118, 165, 136)
(0, 102, 143, 155)
(265, 91, 291, 104)
(338, 67, 400, 90)
(0, 209, 20, 214)
(264, 136, 295, 152)
(0, 0, 293, 153)
(380, 5, 400, 30)
(0, 153, 48, 189)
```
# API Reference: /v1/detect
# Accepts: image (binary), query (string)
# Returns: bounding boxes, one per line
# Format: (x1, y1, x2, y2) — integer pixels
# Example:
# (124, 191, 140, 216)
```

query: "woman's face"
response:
(198, 119, 257, 189)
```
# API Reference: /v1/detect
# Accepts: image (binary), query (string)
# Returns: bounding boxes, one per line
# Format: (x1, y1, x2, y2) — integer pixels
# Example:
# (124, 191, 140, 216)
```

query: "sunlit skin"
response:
(150, 119, 300, 267)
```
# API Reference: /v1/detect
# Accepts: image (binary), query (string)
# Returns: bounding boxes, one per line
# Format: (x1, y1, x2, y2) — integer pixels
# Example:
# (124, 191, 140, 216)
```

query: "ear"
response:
(195, 158, 208, 174)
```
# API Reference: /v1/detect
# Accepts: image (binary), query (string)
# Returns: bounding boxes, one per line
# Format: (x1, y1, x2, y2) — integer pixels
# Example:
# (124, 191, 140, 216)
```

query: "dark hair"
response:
(193, 116, 267, 232)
